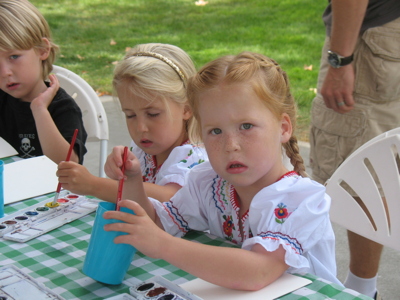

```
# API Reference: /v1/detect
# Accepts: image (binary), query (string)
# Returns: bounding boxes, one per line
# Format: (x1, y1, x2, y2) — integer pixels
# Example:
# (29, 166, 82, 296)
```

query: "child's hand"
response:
(57, 161, 95, 195)
(104, 146, 141, 180)
(103, 200, 171, 259)
(30, 74, 59, 110)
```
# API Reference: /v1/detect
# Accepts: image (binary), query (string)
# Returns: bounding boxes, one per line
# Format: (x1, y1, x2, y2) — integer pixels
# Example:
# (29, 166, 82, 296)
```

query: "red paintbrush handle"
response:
(55, 129, 79, 195)
(56, 182, 62, 194)
(116, 146, 128, 211)
(66, 129, 79, 161)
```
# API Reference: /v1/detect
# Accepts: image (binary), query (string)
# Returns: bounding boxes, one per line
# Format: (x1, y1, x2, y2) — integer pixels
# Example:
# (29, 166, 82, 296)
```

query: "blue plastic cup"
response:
(0, 161, 4, 218)
(83, 202, 137, 285)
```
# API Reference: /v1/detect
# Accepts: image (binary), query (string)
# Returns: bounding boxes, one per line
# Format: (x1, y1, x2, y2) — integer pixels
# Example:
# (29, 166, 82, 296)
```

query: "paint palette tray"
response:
(0, 265, 64, 300)
(105, 294, 136, 300)
(129, 276, 203, 300)
(0, 190, 101, 243)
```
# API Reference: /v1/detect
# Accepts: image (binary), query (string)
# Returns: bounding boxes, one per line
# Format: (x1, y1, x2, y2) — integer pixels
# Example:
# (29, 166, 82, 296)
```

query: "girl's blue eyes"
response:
(211, 128, 222, 135)
(10, 55, 19, 60)
(240, 123, 253, 130)
(211, 123, 253, 134)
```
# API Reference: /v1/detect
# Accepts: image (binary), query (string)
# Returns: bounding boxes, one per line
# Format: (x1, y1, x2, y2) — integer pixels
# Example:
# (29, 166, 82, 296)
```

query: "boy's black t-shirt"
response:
(0, 85, 88, 163)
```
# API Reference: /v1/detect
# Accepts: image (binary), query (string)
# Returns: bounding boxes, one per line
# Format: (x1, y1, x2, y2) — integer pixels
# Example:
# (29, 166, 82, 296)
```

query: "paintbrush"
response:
(116, 146, 128, 211)
(49, 129, 79, 207)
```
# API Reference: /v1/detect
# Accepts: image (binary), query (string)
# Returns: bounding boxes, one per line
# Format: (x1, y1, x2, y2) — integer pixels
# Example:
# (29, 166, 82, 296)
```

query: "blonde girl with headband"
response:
(0, 0, 87, 164)
(57, 43, 207, 203)
(103, 52, 341, 289)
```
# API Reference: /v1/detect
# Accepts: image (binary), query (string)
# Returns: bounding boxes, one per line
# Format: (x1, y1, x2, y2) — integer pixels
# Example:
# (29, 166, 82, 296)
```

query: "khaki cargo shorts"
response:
(310, 17, 400, 185)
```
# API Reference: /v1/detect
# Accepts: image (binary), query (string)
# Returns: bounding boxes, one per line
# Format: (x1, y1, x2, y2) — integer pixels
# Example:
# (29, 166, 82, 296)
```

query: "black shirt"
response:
(323, 0, 400, 35)
(0, 85, 87, 163)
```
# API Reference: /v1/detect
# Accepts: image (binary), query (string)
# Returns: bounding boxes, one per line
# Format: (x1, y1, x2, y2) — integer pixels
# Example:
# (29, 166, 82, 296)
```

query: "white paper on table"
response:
(4, 155, 58, 204)
(180, 272, 312, 300)
(0, 137, 18, 158)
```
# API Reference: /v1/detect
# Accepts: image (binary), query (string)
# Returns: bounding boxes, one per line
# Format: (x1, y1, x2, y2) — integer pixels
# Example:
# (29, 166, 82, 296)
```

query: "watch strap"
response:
(339, 53, 354, 66)
(328, 50, 354, 68)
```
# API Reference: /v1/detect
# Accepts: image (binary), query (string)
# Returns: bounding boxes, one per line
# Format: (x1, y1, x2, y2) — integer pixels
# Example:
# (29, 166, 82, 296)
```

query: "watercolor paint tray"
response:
(0, 265, 64, 300)
(105, 294, 136, 300)
(0, 190, 101, 243)
(129, 276, 203, 300)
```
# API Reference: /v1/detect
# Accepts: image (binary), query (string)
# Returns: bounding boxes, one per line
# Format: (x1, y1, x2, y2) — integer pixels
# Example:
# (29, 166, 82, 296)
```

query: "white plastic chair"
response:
(52, 65, 109, 178)
(325, 127, 400, 251)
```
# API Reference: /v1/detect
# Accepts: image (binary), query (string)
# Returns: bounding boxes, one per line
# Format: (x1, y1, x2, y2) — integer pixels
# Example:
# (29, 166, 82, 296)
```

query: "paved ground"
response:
(83, 96, 399, 299)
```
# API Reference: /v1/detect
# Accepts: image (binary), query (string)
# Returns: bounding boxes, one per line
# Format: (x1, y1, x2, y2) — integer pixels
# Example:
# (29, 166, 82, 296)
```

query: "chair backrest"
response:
(325, 128, 400, 251)
(52, 65, 109, 177)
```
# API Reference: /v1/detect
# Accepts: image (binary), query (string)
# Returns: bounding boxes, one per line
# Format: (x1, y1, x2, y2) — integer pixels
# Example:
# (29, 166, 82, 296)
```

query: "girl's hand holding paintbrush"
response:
(104, 146, 142, 181)
(104, 145, 158, 218)
(103, 146, 167, 255)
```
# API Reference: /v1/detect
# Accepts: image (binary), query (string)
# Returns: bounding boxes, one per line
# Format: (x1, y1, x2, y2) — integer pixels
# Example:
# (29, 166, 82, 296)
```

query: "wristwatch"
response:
(327, 50, 354, 68)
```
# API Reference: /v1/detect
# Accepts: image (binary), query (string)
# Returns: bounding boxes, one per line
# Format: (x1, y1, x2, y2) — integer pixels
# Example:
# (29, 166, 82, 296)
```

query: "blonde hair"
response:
(113, 43, 198, 141)
(0, 0, 58, 80)
(187, 51, 307, 177)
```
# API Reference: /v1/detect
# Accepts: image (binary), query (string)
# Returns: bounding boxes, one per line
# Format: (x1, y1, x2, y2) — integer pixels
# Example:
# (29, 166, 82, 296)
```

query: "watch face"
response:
(328, 52, 340, 68)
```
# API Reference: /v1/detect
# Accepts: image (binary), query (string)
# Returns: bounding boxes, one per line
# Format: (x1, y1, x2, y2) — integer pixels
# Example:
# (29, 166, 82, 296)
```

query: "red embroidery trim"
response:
(277, 171, 298, 182)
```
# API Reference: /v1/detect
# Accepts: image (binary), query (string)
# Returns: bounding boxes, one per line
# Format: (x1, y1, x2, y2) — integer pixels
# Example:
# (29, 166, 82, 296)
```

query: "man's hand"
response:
(321, 64, 356, 114)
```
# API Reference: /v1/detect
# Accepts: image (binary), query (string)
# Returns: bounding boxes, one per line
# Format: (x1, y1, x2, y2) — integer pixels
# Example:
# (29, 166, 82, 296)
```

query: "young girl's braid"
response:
(284, 136, 308, 178)
(255, 54, 308, 178)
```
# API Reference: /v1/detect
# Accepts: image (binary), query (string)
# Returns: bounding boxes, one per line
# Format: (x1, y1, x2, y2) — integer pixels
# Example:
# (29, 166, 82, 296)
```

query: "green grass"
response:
(32, 0, 327, 141)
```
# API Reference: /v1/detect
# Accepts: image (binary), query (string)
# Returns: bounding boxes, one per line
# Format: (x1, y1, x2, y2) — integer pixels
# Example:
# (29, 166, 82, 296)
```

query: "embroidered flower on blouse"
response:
(179, 150, 205, 168)
(222, 215, 235, 240)
(142, 154, 158, 183)
(188, 159, 205, 169)
(274, 203, 290, 224)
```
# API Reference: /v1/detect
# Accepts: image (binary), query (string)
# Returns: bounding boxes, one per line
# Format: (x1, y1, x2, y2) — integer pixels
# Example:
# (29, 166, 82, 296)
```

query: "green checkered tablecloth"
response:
(1, 156, 22, 164)
(1, 194, 373, 300)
